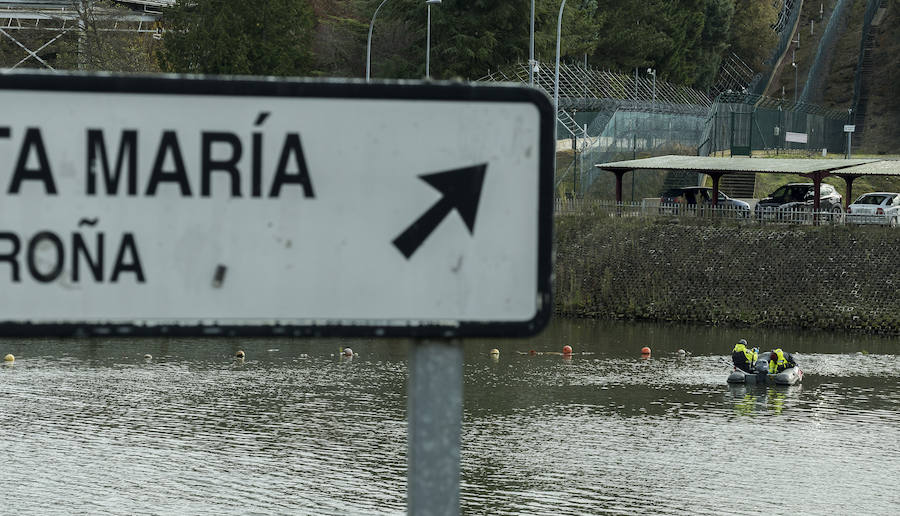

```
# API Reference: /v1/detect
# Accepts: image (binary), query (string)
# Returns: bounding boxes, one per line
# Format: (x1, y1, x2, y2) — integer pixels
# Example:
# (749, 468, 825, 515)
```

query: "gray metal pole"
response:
(553, 0, 567, 116)
(426, 4, 431, 78)
(633, 68, 637, 158)
(793, 62, 798, 101)
(847, 108, 853, 159)
(366, 0, 390, 82)
(634, 67, 638, 108)
(529, 0, 535, 86)
(77, 0, 86, 70)
(408, 339, 463, 516)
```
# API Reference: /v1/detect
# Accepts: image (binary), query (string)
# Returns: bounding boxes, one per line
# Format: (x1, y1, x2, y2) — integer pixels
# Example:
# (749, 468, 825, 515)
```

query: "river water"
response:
(2, 319, 899, 515)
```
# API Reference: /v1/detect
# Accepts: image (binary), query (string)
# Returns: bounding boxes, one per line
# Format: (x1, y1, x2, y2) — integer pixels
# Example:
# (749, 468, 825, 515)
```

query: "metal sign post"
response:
(844, 124, 856, 159)
(408, 339, 463, 515)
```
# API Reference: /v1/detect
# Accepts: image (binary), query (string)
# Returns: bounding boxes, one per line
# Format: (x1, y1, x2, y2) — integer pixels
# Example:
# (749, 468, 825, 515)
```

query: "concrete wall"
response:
(554, 215, 900, 334)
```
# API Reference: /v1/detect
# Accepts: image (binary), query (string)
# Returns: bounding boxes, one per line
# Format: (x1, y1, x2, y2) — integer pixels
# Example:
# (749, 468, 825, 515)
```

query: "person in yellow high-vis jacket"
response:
(732, 339, 758, 373)
(768, 348, 797, 374)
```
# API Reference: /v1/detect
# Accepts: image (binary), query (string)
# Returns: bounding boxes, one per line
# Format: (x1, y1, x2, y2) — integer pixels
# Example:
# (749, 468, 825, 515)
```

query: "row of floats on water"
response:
(486, 345, 803, 387)
(3, 346, 802, 386)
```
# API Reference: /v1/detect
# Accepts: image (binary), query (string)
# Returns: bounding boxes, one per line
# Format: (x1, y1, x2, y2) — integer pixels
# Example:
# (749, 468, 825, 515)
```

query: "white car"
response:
(846, 192, 900, 226)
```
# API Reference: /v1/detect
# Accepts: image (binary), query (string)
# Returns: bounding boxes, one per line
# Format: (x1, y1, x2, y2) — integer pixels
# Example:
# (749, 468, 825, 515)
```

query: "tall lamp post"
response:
(425, 0, 442, 79)
(792, 61, 798, 101)
(529, 0, 535, 85)
(553, 0, 567, 116)
(647, 68, 656, 110)
(366, 0, 391, 82)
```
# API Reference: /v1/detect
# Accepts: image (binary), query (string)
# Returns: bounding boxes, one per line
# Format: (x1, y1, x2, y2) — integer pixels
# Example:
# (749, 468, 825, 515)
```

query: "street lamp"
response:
(792, 61, 797, 101)
(365, 0, 391, 82)
(425, 0, 441, 79)
(647, 68, 656, 110)
(529, 0, 535, 85)
(847, 108, 853, 159)
(553, 0, 567, 116)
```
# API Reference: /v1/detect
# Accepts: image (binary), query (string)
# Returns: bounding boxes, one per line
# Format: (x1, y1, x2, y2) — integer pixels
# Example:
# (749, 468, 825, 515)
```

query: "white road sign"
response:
(0, 73, 553, 337)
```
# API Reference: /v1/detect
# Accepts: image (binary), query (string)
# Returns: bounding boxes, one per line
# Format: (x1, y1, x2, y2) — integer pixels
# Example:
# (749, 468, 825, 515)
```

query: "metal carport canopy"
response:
(594, 155, 888, 210)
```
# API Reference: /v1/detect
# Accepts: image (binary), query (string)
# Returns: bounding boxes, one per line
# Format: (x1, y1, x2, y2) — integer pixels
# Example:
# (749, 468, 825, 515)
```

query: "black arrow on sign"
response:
(393, 164, 487, 260)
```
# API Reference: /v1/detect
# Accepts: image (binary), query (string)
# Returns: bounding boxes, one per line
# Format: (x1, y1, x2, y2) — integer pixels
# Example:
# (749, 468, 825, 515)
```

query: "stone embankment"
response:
(554, 215, 900, 334)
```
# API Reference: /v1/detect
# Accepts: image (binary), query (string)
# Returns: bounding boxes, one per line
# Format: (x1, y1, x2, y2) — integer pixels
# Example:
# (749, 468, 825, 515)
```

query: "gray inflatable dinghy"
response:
(727, 351, 803, 385)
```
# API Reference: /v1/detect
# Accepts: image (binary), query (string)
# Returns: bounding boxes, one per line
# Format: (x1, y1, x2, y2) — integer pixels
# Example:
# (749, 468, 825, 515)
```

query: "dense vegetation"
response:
(159, 0, 316, 75)
(0, 0, 778, 94)
(312, 0, 778, 91)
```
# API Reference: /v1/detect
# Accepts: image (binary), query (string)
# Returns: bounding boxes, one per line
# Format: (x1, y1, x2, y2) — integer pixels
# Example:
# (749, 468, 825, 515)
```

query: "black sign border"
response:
(0, 72, 554, 339)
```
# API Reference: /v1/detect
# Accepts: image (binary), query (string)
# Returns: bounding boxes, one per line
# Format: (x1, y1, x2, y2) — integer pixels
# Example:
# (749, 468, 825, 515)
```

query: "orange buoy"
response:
(640, 346, 651, 355)
(562, 345, 573, 354)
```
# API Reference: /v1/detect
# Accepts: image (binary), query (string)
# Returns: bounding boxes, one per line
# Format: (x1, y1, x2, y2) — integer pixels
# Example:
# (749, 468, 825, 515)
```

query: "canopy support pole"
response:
(836, 174, 860, 210)
(614, 170, 626, 204)
(708, 171, 725, 207)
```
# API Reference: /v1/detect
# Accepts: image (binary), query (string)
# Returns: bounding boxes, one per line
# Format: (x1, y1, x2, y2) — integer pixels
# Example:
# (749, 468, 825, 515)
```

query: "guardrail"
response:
(554, 198, 897, 227)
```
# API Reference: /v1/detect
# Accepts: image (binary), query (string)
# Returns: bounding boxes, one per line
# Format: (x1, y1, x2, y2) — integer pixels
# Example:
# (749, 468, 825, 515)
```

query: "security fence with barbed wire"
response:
(699, 91, 850, 157)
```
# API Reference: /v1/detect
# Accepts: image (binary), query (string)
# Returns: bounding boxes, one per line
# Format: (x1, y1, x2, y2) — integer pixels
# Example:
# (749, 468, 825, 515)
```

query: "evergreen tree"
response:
(728, 0, 777, 70)
(159, 0, 316, 76)
(691, 0, 735, 92)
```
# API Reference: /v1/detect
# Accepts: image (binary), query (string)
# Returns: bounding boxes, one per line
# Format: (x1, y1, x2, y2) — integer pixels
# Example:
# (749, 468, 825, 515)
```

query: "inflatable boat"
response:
(726, 351, 803, 386)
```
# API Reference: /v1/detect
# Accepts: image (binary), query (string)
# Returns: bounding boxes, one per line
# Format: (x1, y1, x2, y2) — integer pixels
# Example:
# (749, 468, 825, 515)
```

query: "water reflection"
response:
(727, 384, 798, 415)
(1, 320, 899, 515)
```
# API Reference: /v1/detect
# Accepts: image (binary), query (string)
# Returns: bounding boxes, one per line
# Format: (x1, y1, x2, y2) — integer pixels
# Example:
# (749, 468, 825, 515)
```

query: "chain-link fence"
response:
(698, 92, 849, 156)
(558, 109, 706, 196)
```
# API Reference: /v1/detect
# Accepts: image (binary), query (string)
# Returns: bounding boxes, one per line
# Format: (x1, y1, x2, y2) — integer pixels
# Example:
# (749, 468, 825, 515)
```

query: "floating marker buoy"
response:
(143, 354, 152, 360)
(3, 353, 14, 363)
(562, 345, 573, 354)
(343, 347, 354, 357)
(235, 350, 245, 359)
(641, 346, 651, 356)
(489, 348, 499, 356)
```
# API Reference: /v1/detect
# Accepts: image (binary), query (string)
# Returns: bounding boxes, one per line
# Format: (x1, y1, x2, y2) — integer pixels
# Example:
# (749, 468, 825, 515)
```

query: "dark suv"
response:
(755, 183, 843, 218)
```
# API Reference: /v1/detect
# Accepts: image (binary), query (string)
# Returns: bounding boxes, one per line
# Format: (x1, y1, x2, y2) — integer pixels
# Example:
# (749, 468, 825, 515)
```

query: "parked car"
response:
(755, 182, 843, 219)
(659, 186, 750, 216)
(846, 192, 900, 227)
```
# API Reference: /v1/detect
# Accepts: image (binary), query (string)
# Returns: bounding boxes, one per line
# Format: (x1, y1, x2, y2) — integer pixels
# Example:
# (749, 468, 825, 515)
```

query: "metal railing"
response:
(850, 0, 884, 124)
(554, 199, 898, 227)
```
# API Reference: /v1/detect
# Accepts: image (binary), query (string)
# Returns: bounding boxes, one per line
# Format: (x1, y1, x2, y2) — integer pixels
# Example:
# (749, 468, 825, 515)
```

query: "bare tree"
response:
(55, 0, 162, 72)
